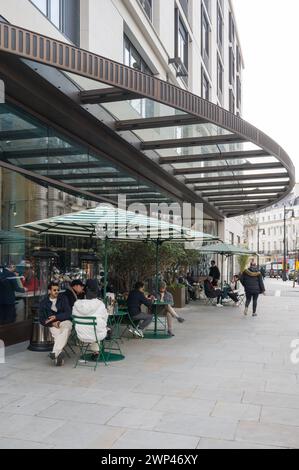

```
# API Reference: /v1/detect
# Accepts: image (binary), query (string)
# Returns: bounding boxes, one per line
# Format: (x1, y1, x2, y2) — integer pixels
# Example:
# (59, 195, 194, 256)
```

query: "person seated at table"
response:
(63, 279, 85, 310)
(155, 282, 185, 337)
(231, 275, 240, 292)
(73, 279, 109, 358)
(127, 281, 154, 338)
(21, 266, 39, 292)
(203, 277, 224, 308)
(222, 280, 240, 306)
(39, 282, 72, 367)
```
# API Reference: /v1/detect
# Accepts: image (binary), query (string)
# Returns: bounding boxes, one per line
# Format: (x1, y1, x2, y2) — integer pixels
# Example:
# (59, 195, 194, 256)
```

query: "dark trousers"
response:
(228, 292, 239, 303)
(0, 304, 16, 325)
(132, 312, 153, 331)
(245, 293, 259, 313)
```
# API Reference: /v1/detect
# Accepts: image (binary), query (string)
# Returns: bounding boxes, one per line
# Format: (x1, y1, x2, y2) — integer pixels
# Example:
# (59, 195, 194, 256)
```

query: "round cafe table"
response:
(144, 300, 173, 339)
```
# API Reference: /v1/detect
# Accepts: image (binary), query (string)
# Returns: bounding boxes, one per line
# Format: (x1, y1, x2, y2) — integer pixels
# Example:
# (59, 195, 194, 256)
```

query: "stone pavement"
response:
(0, 278, 299, 449)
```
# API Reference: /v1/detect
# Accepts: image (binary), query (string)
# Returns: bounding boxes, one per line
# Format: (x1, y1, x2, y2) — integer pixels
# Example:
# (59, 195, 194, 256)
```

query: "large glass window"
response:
(31, 0, 80, 45)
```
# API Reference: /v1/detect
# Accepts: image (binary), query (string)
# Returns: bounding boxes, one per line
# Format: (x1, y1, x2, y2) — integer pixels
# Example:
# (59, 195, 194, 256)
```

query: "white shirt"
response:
(49, 297, 58, 313)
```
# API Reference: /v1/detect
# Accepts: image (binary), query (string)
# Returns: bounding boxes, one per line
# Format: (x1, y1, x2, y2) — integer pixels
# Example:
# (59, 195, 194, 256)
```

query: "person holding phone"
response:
(39, 282, 72, 366)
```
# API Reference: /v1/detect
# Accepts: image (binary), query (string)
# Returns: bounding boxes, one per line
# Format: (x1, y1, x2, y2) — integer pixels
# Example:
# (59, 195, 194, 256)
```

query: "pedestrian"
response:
(39, 282, 72, 366)
(0, 264, 27, 325)
(240, 262, 265, 317)
(209, 260, 221, 287)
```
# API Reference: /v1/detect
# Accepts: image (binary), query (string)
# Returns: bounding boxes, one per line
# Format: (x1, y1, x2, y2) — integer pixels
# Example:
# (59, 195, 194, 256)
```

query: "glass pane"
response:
(50, 0, 60, 28)
(32, 0, 47, 15)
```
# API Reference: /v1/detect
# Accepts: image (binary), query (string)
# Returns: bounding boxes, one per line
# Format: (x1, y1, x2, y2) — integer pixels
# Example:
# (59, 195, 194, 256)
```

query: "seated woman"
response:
(204, 277, 223, 307)
(155, 282, 185, 337)
(73, 279, 108, 357)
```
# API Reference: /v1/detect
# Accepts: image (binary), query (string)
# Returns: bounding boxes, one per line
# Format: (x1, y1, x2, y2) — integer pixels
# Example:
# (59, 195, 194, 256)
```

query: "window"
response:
(201, 8, 210, 70)
(124, 35, 151, 74)
(229, 89, 235, 114)
(201, 69, 210, 101)
(217, 3, 224, 51)
(217, 55, 223, 100)
(229, 47, 235, 85)
(236, 76, 242, 110)
(179, 0, 189, 18)
(31, 0, 80, 45)
(203, 0, 211, 17)
(124, 36, 153, 117)
(236, 45, 242, 73)
(178, 17, 189, 70)
(139, 0, 152, 21)
(229, 11, 235, 43)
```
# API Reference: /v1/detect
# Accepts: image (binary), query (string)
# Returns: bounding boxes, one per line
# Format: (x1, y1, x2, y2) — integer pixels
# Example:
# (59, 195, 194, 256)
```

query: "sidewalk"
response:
(0, 278, 299, 449)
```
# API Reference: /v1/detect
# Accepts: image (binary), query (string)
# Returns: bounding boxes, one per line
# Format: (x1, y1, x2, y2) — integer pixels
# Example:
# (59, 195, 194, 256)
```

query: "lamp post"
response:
(257, 227, 265, 268)
(283, 206, 295, 282)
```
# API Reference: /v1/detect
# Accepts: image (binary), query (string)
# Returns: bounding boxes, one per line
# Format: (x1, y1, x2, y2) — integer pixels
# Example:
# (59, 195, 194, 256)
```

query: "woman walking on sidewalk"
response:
(240, 262, 265, 317)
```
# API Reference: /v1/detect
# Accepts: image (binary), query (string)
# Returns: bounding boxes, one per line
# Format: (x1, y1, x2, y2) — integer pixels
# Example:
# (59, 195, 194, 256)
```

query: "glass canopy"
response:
(0, 22, 295, 218)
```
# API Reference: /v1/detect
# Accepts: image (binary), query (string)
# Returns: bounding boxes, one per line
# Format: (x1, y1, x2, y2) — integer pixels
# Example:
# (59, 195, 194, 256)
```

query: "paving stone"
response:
(107, 408, 164, 431)
(112, 429, 199, 449)
(236, 421, 299, 448)
(38, 401, 121, 425)
(211, 402, 261, 421)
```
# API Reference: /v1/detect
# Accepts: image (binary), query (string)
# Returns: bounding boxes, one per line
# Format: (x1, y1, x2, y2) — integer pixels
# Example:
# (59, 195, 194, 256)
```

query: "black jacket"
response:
(209, 266, 220, 281)
(0, 268, 25, 305)
(63, 287, 85, 310)
(127, 289, 153, 317)
(39, 294, 72, 326)
(240, 268, 265, 295)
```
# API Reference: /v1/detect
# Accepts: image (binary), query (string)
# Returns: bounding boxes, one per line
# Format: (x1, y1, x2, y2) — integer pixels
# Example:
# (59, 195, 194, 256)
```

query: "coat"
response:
(73, 298, 108, 342)
(0, 268, 25, 305)
(39, 294, 72, 326)
(240, 268, 265, 295)
(127, 289, 153, 317)
(209, 266, 221, 281)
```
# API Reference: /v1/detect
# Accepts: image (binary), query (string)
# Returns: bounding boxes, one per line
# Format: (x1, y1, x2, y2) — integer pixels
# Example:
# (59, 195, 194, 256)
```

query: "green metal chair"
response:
(72, 315, 108, 371)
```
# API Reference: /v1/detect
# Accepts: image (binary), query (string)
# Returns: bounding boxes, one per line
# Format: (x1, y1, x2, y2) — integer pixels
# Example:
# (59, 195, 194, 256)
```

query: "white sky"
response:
(232, 0, 299, 180)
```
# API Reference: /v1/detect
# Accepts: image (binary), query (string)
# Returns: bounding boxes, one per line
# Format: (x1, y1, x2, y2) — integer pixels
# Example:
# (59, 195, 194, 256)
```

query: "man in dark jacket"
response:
(240, 262, 265, 317)
(63, 280, 85, 310)
(0, 265, 26, 325)
(39, 282, 72, 366)
(209, 261, 221, 287)
(127, 282, 153, 338)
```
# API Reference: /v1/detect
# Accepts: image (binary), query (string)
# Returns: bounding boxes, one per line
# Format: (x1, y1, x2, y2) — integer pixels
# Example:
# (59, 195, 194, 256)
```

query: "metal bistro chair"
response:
(120, 310, 142, 339)
(72, 315, 108, 371)
(203, 287, 219, 307)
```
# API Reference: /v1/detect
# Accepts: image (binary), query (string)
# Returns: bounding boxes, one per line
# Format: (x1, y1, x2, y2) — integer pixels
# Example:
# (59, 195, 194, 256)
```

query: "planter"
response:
(169, 286, 186, 309)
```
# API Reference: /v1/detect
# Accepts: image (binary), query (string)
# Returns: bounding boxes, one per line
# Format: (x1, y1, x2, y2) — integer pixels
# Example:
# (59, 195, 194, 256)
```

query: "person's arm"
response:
(55, 296, 72, 322)
(140, 292, 153, 308)
(259, 274, 266, 293)
(9, 275, 26, 294)
(39, 299, 50, 326)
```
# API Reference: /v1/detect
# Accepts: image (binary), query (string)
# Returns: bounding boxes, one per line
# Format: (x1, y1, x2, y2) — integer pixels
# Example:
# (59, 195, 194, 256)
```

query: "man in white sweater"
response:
(73, 280, 108, 355)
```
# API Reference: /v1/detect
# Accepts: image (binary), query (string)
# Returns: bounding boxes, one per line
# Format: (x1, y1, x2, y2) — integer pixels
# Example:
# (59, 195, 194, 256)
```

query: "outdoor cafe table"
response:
(144, 300, 173, 339)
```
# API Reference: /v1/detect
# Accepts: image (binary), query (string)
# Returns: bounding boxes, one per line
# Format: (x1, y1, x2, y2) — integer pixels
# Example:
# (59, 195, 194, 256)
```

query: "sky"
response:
(232, 0, 299, 180)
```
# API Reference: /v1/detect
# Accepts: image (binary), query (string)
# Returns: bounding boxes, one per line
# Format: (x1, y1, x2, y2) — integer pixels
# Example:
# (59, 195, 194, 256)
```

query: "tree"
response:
(237, 254, 250, 274)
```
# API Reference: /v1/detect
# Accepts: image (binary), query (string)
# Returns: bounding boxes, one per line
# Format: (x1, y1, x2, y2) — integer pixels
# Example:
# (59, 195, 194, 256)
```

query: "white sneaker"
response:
(135, 328, 144, 338)
(216, 304, 224, 308)
(244, 308, 248, 316)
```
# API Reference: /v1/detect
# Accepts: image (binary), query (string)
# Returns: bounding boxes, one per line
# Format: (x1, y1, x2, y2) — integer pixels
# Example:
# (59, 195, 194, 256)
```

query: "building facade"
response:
(245, 184, 299, 268)
(0, 0, 294, 344)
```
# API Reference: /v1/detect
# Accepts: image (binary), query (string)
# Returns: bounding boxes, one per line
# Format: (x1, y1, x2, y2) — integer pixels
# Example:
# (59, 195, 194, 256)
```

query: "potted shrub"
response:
(168, 283, 186, 309)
